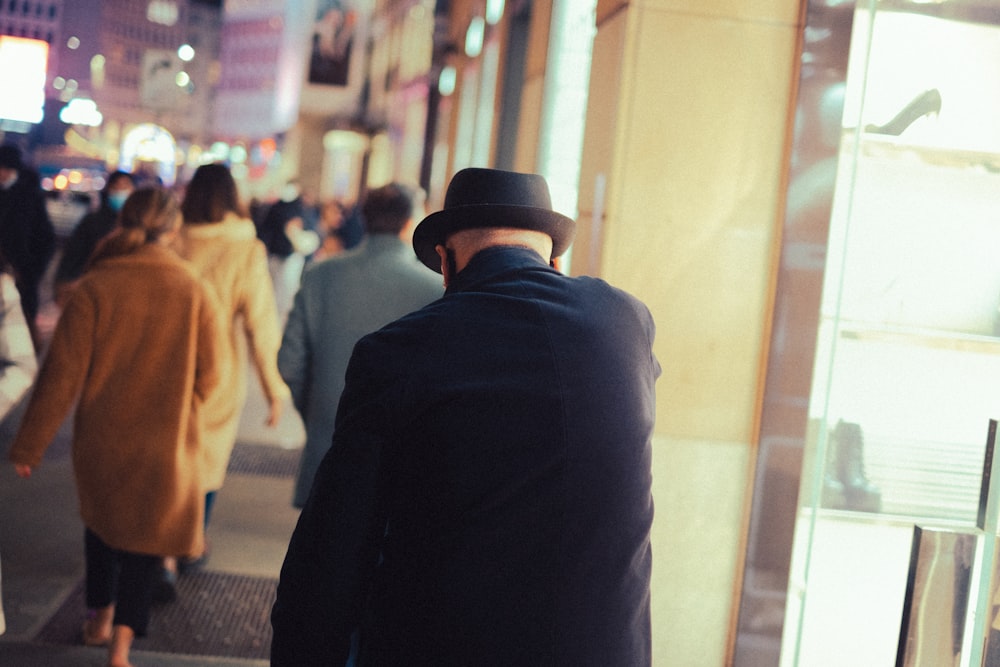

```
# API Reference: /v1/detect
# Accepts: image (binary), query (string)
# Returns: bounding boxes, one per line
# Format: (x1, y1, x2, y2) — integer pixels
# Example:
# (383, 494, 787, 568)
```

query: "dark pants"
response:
(84, 529, 159, 636)
(204, 490, 217, 529)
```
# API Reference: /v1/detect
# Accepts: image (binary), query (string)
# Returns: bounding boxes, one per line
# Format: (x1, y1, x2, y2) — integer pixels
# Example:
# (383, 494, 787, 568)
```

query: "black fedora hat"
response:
(412, 168, 576, 272)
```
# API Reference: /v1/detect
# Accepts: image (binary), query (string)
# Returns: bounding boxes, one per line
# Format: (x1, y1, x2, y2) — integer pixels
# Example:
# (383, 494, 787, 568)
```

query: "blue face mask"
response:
(107, 191, 130, 211)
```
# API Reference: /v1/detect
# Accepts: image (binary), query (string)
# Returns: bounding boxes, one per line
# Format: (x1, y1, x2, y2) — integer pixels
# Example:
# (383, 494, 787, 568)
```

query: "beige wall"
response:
(577, 0, 802, 663)
(512, 0, 553, 173)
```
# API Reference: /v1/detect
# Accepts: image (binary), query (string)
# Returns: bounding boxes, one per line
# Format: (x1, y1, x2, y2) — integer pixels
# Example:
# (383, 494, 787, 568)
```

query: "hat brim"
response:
(412, 204, 576, 273)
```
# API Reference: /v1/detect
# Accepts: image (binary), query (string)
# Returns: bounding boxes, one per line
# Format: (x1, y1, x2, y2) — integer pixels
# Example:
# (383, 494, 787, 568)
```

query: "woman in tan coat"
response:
(9, 187, 222, 667)
(169, 163, 289, 577)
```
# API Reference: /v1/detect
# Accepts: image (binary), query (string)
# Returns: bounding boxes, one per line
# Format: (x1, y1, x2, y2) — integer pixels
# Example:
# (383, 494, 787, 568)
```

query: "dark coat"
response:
(0, 169, 55, 318)
(257, 198, 301, 257)
(271, 247, 660, 666)
(54, 203, 118, 287)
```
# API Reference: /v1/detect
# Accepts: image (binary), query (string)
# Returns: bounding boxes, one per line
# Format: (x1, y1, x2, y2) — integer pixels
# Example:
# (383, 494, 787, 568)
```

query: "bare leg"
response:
(107, 623, 135, 667)
(82, 604, 114, 646)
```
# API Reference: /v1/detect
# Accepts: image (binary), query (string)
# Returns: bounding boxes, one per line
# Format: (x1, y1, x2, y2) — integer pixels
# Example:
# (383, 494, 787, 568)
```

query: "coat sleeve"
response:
(8, 287, 93, 467)
(0, 274, 36, 419)
(194, 280, 223, 404)
(271, 337, 392, 666)
(239, 240, 290, 404)
(53, 213, 97, 286)
(27, 189, 56, 282)
(277, 272, 310, 416)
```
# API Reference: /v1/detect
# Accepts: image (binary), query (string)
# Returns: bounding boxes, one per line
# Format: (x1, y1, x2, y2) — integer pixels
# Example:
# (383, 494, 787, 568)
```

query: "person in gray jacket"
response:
(278, 182, 443, 508)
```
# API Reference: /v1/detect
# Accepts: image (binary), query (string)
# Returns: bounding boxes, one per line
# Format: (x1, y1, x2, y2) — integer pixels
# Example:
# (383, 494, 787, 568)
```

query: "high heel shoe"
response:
(865, 88, 941, 136)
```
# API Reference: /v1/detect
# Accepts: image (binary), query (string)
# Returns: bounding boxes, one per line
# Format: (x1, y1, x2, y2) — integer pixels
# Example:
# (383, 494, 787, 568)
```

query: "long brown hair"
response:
(88, 187, 181, 265)
(180, 163, 246, 223)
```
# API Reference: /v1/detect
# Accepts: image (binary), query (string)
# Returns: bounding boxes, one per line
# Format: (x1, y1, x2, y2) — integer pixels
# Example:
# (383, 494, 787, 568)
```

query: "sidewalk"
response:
(0, 367, 306, 666)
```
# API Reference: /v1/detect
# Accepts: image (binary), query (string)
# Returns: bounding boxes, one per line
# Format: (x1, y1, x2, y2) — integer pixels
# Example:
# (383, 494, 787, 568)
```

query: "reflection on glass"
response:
(985, 543, 1000, 665)
(732, 1, 855, 663)
(735, 1, 1000, 665)
(896, 528, 976, 667)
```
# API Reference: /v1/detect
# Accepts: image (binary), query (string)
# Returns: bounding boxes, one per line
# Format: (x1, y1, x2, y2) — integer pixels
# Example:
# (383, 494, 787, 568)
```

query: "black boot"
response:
(821, 429, 847, 510)
(832, 420, 881, 512)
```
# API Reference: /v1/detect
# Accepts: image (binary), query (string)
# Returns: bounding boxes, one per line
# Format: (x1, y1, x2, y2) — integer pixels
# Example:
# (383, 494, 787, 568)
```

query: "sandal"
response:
(81, 619, 111, 647)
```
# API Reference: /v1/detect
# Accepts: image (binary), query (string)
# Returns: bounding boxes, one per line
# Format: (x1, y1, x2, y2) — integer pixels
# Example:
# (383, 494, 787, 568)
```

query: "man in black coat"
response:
(0, 144, 55, 347)
(271, 168, 660, 666)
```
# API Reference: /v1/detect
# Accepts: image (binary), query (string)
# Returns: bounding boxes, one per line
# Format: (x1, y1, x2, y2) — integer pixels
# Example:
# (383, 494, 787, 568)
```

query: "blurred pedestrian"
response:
(0, 144, 56, 350)
(278, 182, 442, 509)
(165, 163, 290, 593)
(0, 249, 38, 636)
(338, 199, 366, 250)
(8, 187, 222, 667)
(310, 199, 347, 262)
(258, 178, 314, 321)
(271, 168, 659, 665)
(54, 170, 135, 305)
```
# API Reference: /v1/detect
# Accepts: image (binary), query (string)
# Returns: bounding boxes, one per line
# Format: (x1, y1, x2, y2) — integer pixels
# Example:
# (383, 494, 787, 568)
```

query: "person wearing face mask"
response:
(0, 144, 56, 350)
(54, 170, 136, 306)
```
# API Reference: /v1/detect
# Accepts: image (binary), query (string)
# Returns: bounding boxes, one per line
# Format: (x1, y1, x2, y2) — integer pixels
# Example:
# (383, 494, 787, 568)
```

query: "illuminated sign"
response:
(0, 36, 48, 124)
(59, 98, 104, 127)
(213, 0, 312, 138)
(147, 0, 179, 27)
(141, 49, 189, 111)
(121, 123, 178, 186)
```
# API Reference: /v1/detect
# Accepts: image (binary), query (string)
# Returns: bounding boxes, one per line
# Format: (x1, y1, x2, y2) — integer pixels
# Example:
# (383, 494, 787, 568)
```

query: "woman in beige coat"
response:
(0, 249, 38, 637)
(169, 163, 289, 577)
(8, 187, 222, 667)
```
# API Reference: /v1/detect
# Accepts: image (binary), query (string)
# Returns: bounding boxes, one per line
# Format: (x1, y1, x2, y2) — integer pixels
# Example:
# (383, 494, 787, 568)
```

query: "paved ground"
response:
(0, 365, 306, 667)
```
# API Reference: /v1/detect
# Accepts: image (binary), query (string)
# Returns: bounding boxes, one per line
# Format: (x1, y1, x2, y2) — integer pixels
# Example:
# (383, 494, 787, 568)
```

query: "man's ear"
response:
(435, 244, 450, 287)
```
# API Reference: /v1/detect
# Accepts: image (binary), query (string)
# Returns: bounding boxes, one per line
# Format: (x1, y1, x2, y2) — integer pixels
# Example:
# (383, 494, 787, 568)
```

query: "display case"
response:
(735, 2, 1000, 665)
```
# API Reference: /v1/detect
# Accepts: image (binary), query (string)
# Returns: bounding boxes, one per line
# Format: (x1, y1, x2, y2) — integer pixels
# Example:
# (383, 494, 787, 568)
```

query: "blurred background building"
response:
(4, 1, 1000, 665)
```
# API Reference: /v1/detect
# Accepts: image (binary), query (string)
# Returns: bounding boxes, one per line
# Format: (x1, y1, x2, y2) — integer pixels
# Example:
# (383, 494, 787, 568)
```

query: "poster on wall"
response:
(309, 0, 357, 86)
(214, 0, 312, 139)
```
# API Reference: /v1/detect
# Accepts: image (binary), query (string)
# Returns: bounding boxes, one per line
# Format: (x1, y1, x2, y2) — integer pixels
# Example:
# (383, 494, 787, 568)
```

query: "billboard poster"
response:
(0, 36, 48, 124)
(308, 0, 357, 86)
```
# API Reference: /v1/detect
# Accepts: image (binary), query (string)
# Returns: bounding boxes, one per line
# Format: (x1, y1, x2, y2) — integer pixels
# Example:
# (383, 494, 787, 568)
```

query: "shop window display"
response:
(735, 1, 1000, 665)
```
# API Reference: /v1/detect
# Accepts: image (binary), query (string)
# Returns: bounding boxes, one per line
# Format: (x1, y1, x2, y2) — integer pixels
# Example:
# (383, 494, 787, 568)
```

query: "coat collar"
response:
(180, 212, 256, 241)
(95, 242, 181, 268)
(447, 246, 552, 294)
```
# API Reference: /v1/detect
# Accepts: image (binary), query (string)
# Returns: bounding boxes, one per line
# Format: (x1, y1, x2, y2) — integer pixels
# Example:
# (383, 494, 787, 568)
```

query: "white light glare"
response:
(147, 0, 179, 27)
(486, 0, 505, 25)
(59, 98, 103, 127)
(438, 65, 456, 96)
(465, 17, 485, 57)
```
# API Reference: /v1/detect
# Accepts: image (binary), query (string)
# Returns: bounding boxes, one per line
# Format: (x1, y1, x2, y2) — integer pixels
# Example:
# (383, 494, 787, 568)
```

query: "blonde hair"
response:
(89, 187, 181, 265)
